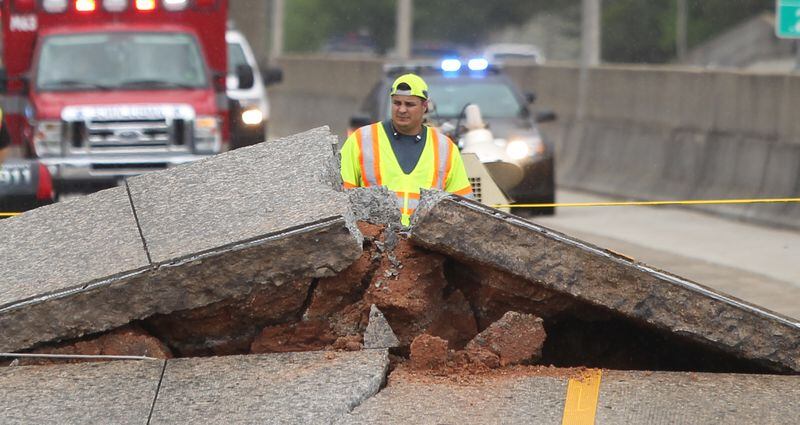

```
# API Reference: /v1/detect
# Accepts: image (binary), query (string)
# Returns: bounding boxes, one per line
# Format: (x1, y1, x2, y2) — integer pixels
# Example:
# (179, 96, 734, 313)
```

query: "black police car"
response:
(350, 60, 557, 215)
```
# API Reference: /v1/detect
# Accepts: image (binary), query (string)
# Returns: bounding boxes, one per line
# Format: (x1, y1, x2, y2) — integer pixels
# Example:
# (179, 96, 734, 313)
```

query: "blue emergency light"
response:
(440, 59, 462, 73)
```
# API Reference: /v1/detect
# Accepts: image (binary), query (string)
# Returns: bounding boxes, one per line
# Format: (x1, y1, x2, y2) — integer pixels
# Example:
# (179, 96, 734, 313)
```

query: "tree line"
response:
(284, 0, 774, 63)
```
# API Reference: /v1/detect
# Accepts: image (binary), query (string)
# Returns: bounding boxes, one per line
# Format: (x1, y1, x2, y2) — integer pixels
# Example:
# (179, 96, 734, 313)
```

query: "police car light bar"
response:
(441, 59, 462, 72)
(468, 58, 489, 71)
(384, 61, 501, 77)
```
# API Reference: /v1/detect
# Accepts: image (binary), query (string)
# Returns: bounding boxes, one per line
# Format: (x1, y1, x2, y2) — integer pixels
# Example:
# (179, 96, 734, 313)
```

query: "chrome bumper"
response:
(40, 153, 214, 183)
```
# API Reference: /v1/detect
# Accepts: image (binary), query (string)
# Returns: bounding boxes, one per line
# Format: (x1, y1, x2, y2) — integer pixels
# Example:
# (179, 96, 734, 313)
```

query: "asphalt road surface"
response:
(533, 189, 800, 320)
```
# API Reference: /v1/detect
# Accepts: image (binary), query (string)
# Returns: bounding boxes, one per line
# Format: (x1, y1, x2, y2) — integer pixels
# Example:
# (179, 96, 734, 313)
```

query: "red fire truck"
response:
(1, 0, 231, 193)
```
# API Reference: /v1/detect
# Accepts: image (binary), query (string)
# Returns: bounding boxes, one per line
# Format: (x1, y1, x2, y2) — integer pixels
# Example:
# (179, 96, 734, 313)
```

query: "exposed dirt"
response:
(251, 320, 337, 353)
(362, 238, 449, 345)
(141, 278, 312, 356)
(12, 221, 779, 376)
(409, 334, 449, 369)
(390, 362, 592, 386)
(466, 311, 546, 367)
(17, 326, 171, 366)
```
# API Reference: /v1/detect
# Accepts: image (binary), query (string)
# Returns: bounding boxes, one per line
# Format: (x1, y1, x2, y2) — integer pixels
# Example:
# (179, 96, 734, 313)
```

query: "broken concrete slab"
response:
(126, 126, 350, 264)
(364, 304, 400, 349)
(596, 371, 800, 424)
(410, 194, 800, 373)
(0, 127, 362, 353)
(338, 369, 569, 424)
(0, 187, 149, 311)
(1, 218, 359, 354)
(149, 350, 389, 424)
(0, 360, 164, 424)
(339, 368, 800, 424)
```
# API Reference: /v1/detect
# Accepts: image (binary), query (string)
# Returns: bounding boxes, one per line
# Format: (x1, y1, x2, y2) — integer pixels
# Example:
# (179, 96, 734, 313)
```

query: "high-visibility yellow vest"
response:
(341, 123, 473, 225)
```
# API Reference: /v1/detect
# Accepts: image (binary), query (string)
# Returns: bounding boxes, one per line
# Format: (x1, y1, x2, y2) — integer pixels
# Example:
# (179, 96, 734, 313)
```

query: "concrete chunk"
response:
(364, 304, 400, 349)
(410, 194, 800, 372)
(149, 351, 389, 424)
(0, 360, 163, 424)
(126, 126, 350, 263)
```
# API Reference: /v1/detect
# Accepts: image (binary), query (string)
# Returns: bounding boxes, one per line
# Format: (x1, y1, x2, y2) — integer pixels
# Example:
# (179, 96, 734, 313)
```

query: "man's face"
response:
(391, 94, 427, 135)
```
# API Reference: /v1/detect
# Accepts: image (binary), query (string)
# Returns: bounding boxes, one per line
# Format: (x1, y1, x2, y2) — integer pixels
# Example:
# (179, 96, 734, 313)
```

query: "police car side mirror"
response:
(535, 110, 557, 123)
(236, 64, 255, 90)
(262, 67, 283, 86)
(349, 113, 371, 130)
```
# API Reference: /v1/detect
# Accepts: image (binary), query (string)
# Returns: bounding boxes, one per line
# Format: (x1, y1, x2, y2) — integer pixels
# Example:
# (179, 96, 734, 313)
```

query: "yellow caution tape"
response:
(2, 198, 798, 217)
(492, 197, 800, 209)
(561, 369, 603, 425)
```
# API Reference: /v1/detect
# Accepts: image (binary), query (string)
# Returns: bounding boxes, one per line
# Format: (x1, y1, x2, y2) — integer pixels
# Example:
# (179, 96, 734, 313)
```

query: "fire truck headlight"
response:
(193, 116, 221, 154)
(163, 0, 190, 11)
(43, 0, 68, 13)
(241, 107, 264, 126)
(33, 121, 63, 156)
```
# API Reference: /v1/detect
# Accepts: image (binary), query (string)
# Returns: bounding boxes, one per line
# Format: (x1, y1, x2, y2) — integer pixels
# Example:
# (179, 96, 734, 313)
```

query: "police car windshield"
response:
(427, 80, 521, 118)
(36, 32, 208, 91)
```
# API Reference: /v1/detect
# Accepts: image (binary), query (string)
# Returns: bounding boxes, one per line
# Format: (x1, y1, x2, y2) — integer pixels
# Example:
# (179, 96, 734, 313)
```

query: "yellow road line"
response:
(561, 369, 603, 425)
(492, 197, 800, 209)
(0, 213, 21, 217)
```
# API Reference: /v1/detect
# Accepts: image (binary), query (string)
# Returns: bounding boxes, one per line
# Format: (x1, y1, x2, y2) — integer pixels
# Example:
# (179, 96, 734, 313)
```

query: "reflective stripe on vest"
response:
(430, 129, 453, 190)
(357, 124, 382, 187)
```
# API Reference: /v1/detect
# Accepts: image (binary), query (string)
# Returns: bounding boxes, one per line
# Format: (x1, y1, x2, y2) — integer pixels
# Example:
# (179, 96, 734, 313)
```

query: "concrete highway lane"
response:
(533, 189, 800, 320)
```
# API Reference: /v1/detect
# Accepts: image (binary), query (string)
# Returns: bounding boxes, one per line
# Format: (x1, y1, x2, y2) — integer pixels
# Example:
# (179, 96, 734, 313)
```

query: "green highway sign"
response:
(777, 0, 800, 38)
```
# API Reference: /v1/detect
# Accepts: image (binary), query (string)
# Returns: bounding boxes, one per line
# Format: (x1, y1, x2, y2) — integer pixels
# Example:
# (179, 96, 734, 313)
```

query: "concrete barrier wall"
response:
(267, 56, 800, 229)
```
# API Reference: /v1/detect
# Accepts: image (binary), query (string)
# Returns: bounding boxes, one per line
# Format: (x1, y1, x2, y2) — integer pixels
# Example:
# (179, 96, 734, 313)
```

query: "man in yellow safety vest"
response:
(340, 73, 473, 225)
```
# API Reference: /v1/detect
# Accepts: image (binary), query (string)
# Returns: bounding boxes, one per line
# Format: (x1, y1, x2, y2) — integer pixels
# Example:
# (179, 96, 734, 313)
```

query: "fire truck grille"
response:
(64, 119, 191, 152)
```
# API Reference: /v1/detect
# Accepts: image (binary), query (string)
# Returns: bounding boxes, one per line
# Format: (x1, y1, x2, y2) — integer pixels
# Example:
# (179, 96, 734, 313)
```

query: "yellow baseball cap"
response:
(390, 73, 429, 100)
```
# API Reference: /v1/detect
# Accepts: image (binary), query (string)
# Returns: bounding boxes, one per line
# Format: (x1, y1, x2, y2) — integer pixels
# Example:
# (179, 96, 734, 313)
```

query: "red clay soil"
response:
(466, 311, 546, 367)
(390, 362, 592, 386)
(451, 264, 577, 329)
(143, 278, 312, 356)
(409, 334, 449, 369)
(330, 334, 364, 351)
(18, 325, 172, 366)
(407, 312, 546, 372)
(425, 289, 479, 349)
(362, 238, 449, 344)
(251, 320, 338, 353)
(305, 223, 383, 322)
